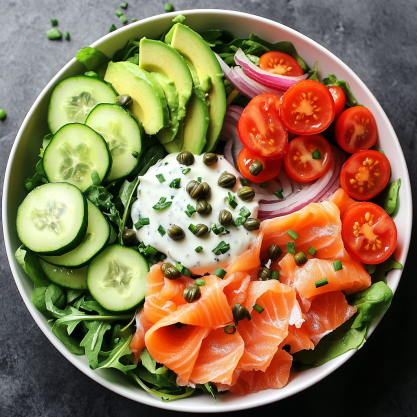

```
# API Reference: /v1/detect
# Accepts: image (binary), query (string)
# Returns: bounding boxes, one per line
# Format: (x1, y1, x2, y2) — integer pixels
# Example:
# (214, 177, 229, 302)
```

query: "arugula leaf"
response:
(369, 254, 403, 283)
(15, 246, 51, 288)
(307, 61, 320, 82)
(117, 177, 140, 244)
(140, 348, 157, 373)
(199, 29, 226, 47)
(96, 336, 136, 374)
(204, 382, 217, 403)
(136, 144, 165, 176)
(32, 284, 66, 317)
(66, 289, 85, 305)
(322, 73, 360, 107)
(112, 39, 140, 62)
(76, 47, 110, 78)
(51, 322, 85, 355)
(24, 159, 48, 192)
(382, 178, 401, 216)
(80, 321, 112, 369)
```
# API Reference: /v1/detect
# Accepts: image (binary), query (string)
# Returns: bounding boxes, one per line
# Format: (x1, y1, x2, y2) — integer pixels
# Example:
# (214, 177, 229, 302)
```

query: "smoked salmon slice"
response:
(189, 327, 245, 385)
(328, 188, 356, 216)
(303, 291, 357, 345)
(281, 325, 314, 354)
(236, 280, 295, 372)
(223, 272, 251, 307)
(130, 310, 154, 363)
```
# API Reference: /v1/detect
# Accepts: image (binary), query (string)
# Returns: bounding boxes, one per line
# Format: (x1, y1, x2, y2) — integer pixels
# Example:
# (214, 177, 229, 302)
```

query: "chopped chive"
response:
(115, 9, 123, 16)
(253, 304, 264, 314)
(132, 151, 139, 158)
(315, 278, 328, 288)
(184, 204, 196, 217)
(188, 224, 197, 234)
(228, 192, 238, 209)
(220, 244, 230, 254)
(333, 260, 343, 271)
(287, 242, 295, 254)
(270, 270, 279, 280)
(157, 225, 166, 236)
(260, 181, 269, 188)
(214, 267, 227, 279)
(164, 2, 173, 12)
(169, 178, 181, 188)
(131, 17, 137, 22)
(233, 217, 245, 227)
(120, 2, 128, 9)
(51, 18, 58, 26)
(312, 149, 322, 159)
(275, 189, 283, 199)
(176, 262, 191, 276)
(153, 197, 172, 210)
(164, 162, 169, 165)
(195, 246, 203, 253)
(144, 245, 158, 256)
(0, 109, 6, 120)
(212, 241, 226, 254)
(138, 242, 145, 249)
(224, 325, 236, 334)
(240, 178, 251, 186)
(109, 24, 117, 32)
(182, 168, 191, 175)
(195, 279, 205, 286)
(287, 229, 299, 240)
(156, 174, 166, 183)
(46, 28, 62, 40)
(135, 218, 150, 229)
(211, 224, 225, 235)
(239, 206, 251, 218)
(120, 15, 127, 24)
(197, 176, 202, 183)
(65, 31, 70, 40)
(159, 253, 167, 261)
(308, 246, 316, 256)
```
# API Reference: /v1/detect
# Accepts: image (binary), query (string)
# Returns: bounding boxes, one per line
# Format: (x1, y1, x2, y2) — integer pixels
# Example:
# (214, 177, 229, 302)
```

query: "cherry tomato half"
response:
(342, 202, 397, 264)
(259, 51, 304, 77)
(335, 106, 378, 153)
(284, 134, 333, 182)
(237, 93, 288, 158)
(328, 86, 346, 119)
(238, 147, 283, 183)
(280, 80, 335, 135)
(340, 150, 390, 200)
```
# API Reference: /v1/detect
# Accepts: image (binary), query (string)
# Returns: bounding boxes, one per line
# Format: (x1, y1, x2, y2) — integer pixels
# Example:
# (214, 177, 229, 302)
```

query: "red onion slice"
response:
(234, 48, 309, 90)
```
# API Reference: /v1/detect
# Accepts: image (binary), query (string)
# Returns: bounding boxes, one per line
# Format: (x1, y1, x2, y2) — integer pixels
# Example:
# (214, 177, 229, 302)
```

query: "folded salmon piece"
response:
(223, 272, 251, 307)
(328, 188, 356, 216)
(281, 325, 314, 354)
(236, 280, 295, 372)
(130, 310, 154, 363)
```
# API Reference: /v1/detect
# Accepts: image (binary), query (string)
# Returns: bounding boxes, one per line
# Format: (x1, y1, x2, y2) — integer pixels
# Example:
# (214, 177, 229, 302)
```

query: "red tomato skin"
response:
(329, 86, 346, 119)
(280, 80, 335, 135)
(341, 202, 397, 264)
(238, 93, 288, 159)
(340, 150, 390, 200)
(237, 147, 283, 183)
(259, 51, 304, 77)
(335, 106, 378, 153)
(284, 134, 333, 183)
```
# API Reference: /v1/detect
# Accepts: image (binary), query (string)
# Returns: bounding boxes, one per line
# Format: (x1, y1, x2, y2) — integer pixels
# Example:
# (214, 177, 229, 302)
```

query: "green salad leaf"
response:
(15, 246, 51, 288)
(24, 159, 48, 192)
(307, 61, 320, 82)
(112, 38, 140, 63)
(382, 179, 401, 216)
(368, 254, 403, 283)
(66, 289, 85, 305)
(96, 335, 136, 374)
(322, 73, 360, 107)
(80, 321, 112, 369)
(32, 284, 66, 317)
(141, 348, 157, 373)
(117, 177, 140, 244)
(76, 47, 110, 78)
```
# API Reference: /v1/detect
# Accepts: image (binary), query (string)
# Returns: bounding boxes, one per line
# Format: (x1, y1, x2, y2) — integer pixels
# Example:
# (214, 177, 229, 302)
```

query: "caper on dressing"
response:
(131, 153, 259, 274)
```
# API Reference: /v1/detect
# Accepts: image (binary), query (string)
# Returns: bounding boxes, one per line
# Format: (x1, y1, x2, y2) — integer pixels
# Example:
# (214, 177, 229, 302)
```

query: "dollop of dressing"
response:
(131, 153, 259, 274)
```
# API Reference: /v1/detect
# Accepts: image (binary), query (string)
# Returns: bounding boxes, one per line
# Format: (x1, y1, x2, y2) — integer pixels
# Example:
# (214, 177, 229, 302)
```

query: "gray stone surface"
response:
(1, 0, 417, 416)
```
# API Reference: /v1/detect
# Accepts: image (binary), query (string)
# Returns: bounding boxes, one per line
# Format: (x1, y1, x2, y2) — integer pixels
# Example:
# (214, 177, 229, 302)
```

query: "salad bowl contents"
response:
(3, 9, 411, 412)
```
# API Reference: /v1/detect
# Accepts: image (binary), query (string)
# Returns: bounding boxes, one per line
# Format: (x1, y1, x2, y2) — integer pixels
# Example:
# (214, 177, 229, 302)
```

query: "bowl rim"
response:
(2, 8, 413, 413)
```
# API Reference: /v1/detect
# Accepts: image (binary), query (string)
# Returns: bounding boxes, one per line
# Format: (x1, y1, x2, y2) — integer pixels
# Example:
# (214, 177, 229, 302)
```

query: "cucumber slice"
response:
(38, 259, 87, 290)
(40, 200, 110, 268)
(87, 245, 148, 312)
(16, 182, 88, 256)
(48, 75, 117, 134)
(85, 104, 143, 182)
(43, 123, 111, 191)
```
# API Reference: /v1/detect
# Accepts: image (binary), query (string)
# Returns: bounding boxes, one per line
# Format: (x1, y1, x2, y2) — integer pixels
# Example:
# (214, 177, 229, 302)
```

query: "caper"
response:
(218, 172, 237, 188)
(116, 94, 133, 108)
(163, 265, 181, 280)
(232, 303, 250, 324)
(122, 228, 136, 244)
(244, 218, 260, 231)
(167, 225, 185, 240)
(161, 262, 173, 274)
(201, 182, 211, 199)
(258, 266, 271, 281)
(237, 186, 255, 202)
(176, 151, 194, 166)
(195, 224, 209, 237)
(186, 180, 204, 199)
(219, 209, 232, 226)
(183, 285, 201, 303)
(196, 199, 212, 215)
(203, 152, 218, 166)
(249, 160, 263, 176)
(294, 252, 308, 266)
(268, 245, 282, 262)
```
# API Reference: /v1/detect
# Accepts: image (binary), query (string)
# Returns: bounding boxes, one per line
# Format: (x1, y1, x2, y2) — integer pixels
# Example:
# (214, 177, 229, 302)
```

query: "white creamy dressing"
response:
(131, 153, 259, 274)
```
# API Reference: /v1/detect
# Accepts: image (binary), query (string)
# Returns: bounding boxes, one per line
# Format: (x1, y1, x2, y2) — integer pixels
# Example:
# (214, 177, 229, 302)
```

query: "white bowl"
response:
(2, 9, 412, 413)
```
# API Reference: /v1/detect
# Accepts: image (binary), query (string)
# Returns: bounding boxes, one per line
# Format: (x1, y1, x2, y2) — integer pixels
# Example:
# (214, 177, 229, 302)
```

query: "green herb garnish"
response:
(224, 325, 236, 334)
(157, 225, 166, 236)
(287, 242, 295, 254)
(156, 174, 166, 183)
(270, 270, 279, 280)
(287, 229, 299, 240)
(51, 18, 58, 26)
(165, 2, 173, 12)
(211, 224, 225, 235)
(275, 189, 284, 199)
(182, 168, 191, 175)
(233, 217, 245, 227)
(239, 206, 251, 218)
(228, 192, 238, 209)
(184, 204, 196, 217)
(253, 304, 264, 314)
(333, 260, 343, 271)
(308, 246, 316, 256)
(131, 151, 139, 158)
(131, 17, 137, 22)
(212, 241, 227, 255)
(144, 245, 158, 256)
(197, 177, 202, 183)
(65, 31, 70, 40)
(176, 262, 191, 276)
(240, 178, 251, 186)
(195, 246, 203, 253)
(315, 278, 329, 288)
(195, 279, 205, 286)
(120, 2, 128, 9)
(214, 267, 227, 279)
(115, 9, 123, 16)
(188, 224, 197, 234)
(312, 149, 322, 159)
(153, 197, 172, 210)
(220, 244, 230, 254)
(120, 15, 128, 24)
(109, 24, 117, 32)
(169, 178, 181, 188)
(46, 28, 62, 40)
(135, 218, 150, 229)
(0, 109, 6, 120)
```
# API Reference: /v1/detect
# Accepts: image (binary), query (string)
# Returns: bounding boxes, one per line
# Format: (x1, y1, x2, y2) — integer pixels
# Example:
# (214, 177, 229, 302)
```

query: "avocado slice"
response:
(163, 119, 184, 153)
(181, 87, 209, 154)
(153, 72, 180, 144)
(104, 61, 169, 135)
(167, 23, 226, 152)
(139, 38, 193, 121)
